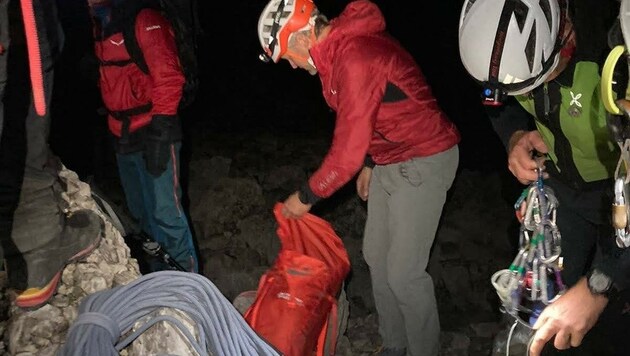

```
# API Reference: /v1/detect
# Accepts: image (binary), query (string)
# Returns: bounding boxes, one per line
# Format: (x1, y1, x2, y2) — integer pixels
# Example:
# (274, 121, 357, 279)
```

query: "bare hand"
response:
(529, 278, 608, 356)
(356, 167, 372, 201)
(508, 130, 549, 184)
(282, 191, 312, 219)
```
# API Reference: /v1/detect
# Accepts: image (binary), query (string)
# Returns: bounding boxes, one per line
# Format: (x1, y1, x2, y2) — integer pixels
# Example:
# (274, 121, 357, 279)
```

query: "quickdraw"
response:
(492, 167, 566, 328)
(613, 173, 630, 248)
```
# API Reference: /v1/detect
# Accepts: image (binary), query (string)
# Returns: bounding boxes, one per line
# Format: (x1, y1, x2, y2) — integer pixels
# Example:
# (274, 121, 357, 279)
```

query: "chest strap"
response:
(99, 59, 134, 68)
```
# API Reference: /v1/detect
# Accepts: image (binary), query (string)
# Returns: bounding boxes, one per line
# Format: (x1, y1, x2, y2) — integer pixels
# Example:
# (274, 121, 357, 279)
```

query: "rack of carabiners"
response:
(602, 0, 630, 249)
(611, 140, 630, 249)
(491, 168, 566, 326)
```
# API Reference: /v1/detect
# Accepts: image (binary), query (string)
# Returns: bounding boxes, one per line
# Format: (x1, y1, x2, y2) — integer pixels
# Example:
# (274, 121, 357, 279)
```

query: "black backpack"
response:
(121, 0, 200, 110)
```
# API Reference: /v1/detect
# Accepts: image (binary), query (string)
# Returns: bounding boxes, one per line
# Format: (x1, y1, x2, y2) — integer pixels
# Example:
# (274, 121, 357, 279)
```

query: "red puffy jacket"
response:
(307, 0, 460, 199)
(94, 9, 184, 137)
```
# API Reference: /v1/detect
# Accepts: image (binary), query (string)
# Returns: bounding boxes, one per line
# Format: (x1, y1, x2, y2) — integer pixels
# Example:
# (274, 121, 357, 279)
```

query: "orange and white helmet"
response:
(257, 0, 315, 63)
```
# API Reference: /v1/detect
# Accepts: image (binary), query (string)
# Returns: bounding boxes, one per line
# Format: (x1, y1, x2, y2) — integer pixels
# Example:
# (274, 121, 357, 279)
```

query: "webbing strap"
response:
(316, 295, 339, 356)
(99, 59, 134, 67)
(108, 102, 152, 144)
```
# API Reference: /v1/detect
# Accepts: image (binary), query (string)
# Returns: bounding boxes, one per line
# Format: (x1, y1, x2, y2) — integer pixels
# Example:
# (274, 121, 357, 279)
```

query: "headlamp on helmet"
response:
(482, 87, 507, 106)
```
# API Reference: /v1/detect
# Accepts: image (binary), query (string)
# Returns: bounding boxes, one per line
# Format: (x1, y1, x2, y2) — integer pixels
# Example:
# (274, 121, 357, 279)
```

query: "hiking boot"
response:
(9, 169, 66, 258)
(12, 209, 102, 309)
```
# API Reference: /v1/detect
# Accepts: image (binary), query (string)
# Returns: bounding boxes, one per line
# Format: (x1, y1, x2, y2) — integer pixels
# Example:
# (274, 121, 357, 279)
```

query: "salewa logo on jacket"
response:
(145, 25, 161, 31)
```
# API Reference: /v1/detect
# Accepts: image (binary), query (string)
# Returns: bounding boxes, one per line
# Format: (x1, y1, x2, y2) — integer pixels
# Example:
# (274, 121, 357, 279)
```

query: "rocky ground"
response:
(177, 129, 520, 356)
(102, 126, 520, 355)
(0, 127, 524, 355)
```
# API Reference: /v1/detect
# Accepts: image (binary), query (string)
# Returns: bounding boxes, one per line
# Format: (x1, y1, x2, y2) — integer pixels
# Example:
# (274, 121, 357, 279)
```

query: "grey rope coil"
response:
(59, 271, 281, 356)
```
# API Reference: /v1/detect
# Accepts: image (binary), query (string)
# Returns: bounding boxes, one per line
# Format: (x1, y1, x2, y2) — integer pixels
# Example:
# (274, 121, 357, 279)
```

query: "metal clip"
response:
(613, 177, 630, 248)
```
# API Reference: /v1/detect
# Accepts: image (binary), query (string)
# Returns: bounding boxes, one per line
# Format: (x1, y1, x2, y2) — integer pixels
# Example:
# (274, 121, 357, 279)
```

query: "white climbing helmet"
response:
(458, 0, 567, 95)
(257, 0, 315, 63)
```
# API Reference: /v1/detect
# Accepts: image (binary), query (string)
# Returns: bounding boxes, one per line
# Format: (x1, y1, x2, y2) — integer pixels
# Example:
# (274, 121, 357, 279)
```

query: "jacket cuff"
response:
(298, 182, 322, 205)
(364, 155, 376, 169)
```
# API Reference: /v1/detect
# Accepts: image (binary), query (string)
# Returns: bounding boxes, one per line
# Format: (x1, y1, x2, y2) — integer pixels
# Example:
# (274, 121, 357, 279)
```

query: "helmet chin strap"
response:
(307, 26, 317, 69)
(286, 49, 316, 69)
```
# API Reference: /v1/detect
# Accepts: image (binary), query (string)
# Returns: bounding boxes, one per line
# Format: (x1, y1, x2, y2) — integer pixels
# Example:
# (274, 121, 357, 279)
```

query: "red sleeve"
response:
(135, 9, 185, 116)
(308, 48, 385, 198)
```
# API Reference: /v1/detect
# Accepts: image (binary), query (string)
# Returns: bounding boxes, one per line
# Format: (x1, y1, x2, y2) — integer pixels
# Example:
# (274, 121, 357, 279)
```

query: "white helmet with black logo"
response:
(458, 0, 567, 95)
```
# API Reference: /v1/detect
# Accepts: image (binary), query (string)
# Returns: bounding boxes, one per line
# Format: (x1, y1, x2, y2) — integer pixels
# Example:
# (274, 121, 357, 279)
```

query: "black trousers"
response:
(541, 177, 630, 355)
(544, 177, 613, 288)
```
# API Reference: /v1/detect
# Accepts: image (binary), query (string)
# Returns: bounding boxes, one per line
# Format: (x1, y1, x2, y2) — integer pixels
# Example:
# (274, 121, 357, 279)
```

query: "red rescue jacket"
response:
(307, 0, 460, 198)
(94, 9, 184, 137)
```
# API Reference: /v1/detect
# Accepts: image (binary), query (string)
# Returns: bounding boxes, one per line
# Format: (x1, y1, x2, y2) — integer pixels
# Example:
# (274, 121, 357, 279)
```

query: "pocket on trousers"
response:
(399, 161, 423, 187)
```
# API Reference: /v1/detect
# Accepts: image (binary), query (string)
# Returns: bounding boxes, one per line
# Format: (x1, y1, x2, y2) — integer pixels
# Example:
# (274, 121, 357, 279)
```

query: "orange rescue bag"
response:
(244, 203, 351, 356)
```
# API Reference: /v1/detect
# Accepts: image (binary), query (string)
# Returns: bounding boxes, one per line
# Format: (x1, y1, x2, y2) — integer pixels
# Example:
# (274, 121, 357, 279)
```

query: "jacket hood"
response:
(310, 0, 385, 75)
(329, 0, 385, 38)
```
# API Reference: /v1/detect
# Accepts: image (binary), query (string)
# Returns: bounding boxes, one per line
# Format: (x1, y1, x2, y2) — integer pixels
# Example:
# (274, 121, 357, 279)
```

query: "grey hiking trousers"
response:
(363, 146, 458, 356)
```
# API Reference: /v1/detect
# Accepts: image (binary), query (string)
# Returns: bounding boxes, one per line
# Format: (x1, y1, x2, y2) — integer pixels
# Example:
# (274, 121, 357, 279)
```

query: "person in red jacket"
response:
(87, 0, 197, 272)
(257, 1, 460, 355)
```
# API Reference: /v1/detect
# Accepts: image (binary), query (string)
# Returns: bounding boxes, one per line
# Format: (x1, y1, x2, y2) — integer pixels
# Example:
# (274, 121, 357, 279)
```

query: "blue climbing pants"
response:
(116, 142, 197, 272)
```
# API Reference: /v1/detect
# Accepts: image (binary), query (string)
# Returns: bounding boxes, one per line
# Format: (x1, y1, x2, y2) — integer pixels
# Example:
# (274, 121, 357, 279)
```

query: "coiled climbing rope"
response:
(59, 271, 280, 356)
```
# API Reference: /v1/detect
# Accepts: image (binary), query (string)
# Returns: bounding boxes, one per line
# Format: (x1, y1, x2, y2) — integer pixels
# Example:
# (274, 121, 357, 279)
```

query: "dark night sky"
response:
(43, 0, 506, 180)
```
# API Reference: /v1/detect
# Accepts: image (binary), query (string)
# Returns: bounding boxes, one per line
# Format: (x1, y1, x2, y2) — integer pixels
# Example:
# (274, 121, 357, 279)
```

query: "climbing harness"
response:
(59, 271, 281, 356)
(602, 0, 630, 248)
(491, 166, 566, 332)
(602, 42, 630, 248)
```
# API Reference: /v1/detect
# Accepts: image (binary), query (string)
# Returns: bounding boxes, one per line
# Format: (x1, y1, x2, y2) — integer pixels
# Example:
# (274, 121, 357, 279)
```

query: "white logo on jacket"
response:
(569, 91, 583, 108)
(145, 25, 162, 31)
(109, 39, 125, 46)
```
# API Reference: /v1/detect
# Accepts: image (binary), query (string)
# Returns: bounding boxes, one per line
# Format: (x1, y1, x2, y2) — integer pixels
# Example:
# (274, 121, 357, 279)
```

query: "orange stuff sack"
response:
(244, 203, 351, 356)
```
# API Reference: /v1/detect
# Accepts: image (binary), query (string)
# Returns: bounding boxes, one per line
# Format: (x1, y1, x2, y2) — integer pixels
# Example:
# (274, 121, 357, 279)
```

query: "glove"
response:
(143, 115, 182, 177)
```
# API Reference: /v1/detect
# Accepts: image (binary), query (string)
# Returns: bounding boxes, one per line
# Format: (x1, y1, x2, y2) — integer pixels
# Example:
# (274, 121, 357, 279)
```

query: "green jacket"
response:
(516, 60, 618, 186)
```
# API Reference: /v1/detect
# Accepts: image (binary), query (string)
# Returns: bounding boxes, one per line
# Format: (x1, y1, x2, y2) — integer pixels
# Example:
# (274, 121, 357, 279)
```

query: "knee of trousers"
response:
(362, 226, 395, 268)
(362, 247, 381, 269)
(386, 265, 431, 299)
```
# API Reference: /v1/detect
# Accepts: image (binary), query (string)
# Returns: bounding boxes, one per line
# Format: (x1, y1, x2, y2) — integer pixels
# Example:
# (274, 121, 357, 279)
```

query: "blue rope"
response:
(59, 271, 280, 356)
